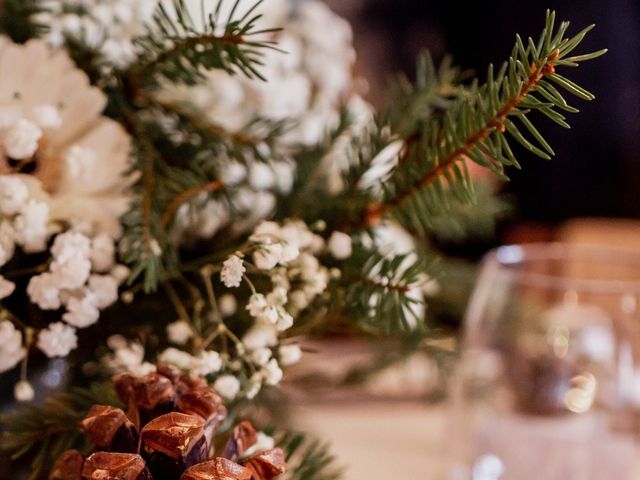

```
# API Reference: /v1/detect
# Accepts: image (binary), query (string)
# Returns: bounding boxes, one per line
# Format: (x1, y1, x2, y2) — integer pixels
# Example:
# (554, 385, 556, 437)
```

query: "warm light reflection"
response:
(564, 373, 597, 413)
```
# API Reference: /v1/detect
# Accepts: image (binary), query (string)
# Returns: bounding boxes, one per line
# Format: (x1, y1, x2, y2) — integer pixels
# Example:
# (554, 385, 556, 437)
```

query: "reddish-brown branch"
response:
(161, 180, 224, 226)
(364, 50, 560, 227)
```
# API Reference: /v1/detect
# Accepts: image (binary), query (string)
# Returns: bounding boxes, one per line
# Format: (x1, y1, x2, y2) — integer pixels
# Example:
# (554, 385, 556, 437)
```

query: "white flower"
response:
(250, 347, 272, 366)
(14, 380, 35, 402)
(248, 162, 275, 190)
(62, 292, 100, 328)
(158, 347, 196, 371)
(90, 233, 116, 272)
(275, 307, 293, 331)
(166, 320, 193, 345)
(253, 243, 283, 270)
(0, 175, 29, 215)
(242, 323, 278, 350)
(0, 275, 15, 299)
(0, 321, 25, 373)
(214, 374, 241, 400)
(31, 104, 62, 129)
(0, 38, 132, 238)
(51, 232, 92, 263)
(88, 274, 119, 309)
(262, 358, 283, 385)
(37, 322, 78, 357)
(110, 264, 131, 285)
(4, 118, 42, 159)
(51, 255, 92, 290)
(103, 336, 156, 376)
(246, 293, 268, 317)
(266, 287, 287, 306)
(220, 161, 247, 185)
(27, 273, 61, 310)
(279, 344, 302, 366)
(328, 231, 352, 259)
(279, 243, 300, 265)
(13, 200, 49, 252)
(221, 255, 245, 288)
(218, 293, 237, 317)
(65, 145, 99, 181)
(192, 350, 223, 376)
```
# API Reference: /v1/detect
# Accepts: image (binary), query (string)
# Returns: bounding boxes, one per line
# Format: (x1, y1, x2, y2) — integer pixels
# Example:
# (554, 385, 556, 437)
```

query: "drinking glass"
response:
(448, 243, 640, 480)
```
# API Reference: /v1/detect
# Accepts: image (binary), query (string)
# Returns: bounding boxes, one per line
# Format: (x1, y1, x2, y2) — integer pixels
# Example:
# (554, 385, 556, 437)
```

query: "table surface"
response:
(292, 401, 452, 480)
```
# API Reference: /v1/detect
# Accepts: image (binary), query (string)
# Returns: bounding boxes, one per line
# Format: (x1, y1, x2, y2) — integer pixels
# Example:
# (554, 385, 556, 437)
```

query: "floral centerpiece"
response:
(0, 0, 604, 478)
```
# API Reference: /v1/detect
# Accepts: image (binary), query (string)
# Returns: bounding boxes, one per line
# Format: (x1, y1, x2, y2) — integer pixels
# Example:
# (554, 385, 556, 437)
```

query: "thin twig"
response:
(160, 179, 224, 226)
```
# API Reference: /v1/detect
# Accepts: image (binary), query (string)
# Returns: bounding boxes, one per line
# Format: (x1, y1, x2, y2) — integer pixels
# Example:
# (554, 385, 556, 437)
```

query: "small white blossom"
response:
(14, 380, 35, 402)
(246, 293, 268, 317)
(248, 162, 275, 190)
(51, 232, 92, 263)
(63, 292, 100, 328)
(328, 231, 352, 259)
(253, 243, 283, 270)
(221, 255, 245, 288)
(275, 307, 293, 331)
(4, 118, 42, 159)
(192, 350, 223, 376)
(0, 321, 25, 373)
(37, 322, 78, 358)
(51, 255, 92, 290)
(27, 273, 61, 310)
(279, 243, 300, 264)
(90, 233, 116, 272)
(279, 344, 302, 366)
(214, 374, 241, 400)
(242, 323, 278, 350)
(158, 347, 196, 371)
(88, 275, 119, 309)
(103, 336, 155, 376)
(262, 358, 283, 386)
(218, 293, 237, 317)
(266, 287, 287, 306)
(31, 104, 62, 129)
(220, 161, 247, 185)
(250, 347, 272, 366)
(166, 320, 193, 345)
(110, 264, 131, 285)
(13, 200, 49, 252)
(0, 176, 29, 216)
(0, 275, 15, 299)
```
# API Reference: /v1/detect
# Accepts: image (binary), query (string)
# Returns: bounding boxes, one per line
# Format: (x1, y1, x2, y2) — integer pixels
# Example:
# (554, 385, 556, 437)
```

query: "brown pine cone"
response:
(52, 366, 288, 480)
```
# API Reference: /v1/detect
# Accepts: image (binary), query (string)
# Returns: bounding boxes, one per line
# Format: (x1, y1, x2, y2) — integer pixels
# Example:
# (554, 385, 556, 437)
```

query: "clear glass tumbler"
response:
(448, 243, 640, 480)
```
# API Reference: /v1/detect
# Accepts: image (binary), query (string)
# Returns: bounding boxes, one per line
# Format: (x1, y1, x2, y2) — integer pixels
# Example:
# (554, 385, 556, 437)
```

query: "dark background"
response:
(325, 0, 640, 223)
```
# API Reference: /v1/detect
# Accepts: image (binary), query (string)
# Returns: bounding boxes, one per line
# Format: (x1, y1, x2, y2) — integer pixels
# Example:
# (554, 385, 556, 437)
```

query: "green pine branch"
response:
(0, 382, 120, 480)
(362, 11, 606, 235)
(277, 431, 343, 480)
(133, 0, 281, 87)
(339, 243, 440, 335)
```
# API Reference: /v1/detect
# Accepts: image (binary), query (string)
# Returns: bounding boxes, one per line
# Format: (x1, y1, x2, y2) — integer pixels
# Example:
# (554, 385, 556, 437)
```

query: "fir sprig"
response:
(0, 382, 120, 480)
(133, 0, 280, 87)
(364, 11, 606, 235)
(277, 431, 343, 480)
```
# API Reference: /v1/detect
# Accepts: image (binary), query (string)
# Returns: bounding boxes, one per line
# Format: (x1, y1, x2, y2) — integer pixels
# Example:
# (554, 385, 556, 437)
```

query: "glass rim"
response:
(484, 242, 640, 294)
